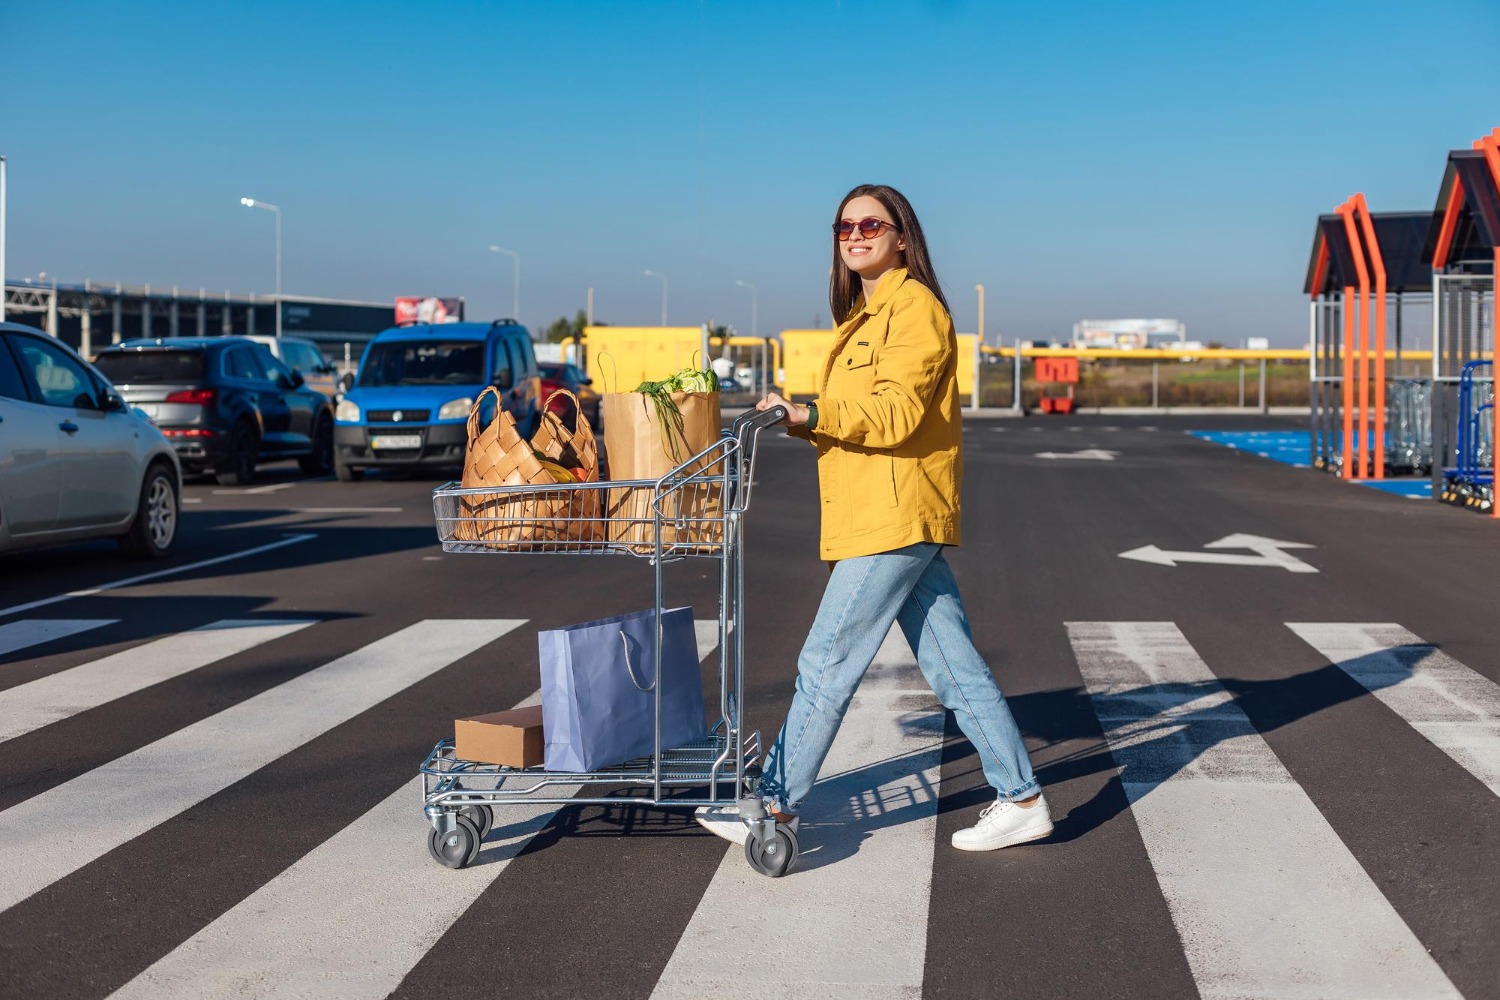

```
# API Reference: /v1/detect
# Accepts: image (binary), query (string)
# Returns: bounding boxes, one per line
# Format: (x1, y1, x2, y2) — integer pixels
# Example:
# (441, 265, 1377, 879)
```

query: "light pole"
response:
(975, 283, 985, 344)
(240, 197, 282, 337)
(643, 269, 668, 325)
(735, 279, 758, 338)
(0, 154, 7, 322)
(488, 245, 520, 323)
(586, 286, 594, 326)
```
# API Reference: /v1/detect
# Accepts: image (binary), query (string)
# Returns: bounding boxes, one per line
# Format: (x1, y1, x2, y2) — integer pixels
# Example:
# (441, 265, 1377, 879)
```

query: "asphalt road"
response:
(2, 414, 1497, 1000)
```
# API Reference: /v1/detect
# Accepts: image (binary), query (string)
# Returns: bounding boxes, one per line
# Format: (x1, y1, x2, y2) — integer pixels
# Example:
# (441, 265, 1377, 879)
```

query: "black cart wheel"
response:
(745, 824, 799, 878)
(428, 815, 481, 869)
(458, 804, 493, 839)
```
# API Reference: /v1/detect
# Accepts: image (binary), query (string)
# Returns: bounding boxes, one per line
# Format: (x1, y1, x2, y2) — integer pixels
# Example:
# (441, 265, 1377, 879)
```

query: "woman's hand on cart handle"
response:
(756, 393, 809, 427)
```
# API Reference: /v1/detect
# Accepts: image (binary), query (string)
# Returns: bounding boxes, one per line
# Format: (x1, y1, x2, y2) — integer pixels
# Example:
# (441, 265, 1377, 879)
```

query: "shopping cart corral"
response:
(422, 405, 800, 876)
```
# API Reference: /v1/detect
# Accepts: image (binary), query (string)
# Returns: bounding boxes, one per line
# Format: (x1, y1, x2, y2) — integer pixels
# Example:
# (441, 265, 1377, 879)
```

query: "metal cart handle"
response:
(731, 404, 788, 444)
(620, 631, 655, 693)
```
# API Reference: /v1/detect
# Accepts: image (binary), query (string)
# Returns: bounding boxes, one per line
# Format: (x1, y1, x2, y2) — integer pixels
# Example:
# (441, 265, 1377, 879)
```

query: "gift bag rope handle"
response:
(466, 385, 505, 436)
(598, 351, 618, 394)
(619, 631, 656, 693)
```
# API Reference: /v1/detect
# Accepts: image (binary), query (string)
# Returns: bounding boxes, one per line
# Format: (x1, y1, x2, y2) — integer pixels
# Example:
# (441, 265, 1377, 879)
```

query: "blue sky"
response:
(2, 0, 1496, 345)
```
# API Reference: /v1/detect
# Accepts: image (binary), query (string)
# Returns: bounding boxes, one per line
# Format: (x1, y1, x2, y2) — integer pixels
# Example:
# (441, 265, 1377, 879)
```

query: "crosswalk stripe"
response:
(0, 618, 116, 658)
(1067, 621, 1461, 1000)
(111, 618, 725, 999)
(651, 626, 944, 999)
(1287, 623, 1500, 798)
(0, 619, 316, 744)
(0, 618, 524, 915)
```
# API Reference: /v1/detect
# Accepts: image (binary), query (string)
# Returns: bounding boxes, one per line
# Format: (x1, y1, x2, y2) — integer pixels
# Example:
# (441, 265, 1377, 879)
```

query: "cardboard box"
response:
(454, 705, 545, 767)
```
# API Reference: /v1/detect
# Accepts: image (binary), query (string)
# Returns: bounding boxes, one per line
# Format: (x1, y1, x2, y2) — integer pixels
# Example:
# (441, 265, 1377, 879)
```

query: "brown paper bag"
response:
(450, 388, 601, 548)
(601, 391, 721, 480)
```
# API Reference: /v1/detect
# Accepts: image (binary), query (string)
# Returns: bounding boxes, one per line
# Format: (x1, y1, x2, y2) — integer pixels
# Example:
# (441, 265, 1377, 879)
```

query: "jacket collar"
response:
(855, 266, 910, 318)
(820, 267, 910, 394)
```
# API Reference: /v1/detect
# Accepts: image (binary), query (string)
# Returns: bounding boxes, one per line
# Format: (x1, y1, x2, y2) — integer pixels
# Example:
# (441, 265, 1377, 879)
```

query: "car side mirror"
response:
(581, 376, 593, 385)
(340, 372, 355, 391)
(492, 369, 513, 390)
(102, 392, 127, 412)
(280, 370, 305, 389)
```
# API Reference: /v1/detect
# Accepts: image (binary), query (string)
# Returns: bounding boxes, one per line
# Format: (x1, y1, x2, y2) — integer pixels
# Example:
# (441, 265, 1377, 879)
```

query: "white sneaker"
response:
(951, 794, 1053, 852)
(694, 803, 799, 846)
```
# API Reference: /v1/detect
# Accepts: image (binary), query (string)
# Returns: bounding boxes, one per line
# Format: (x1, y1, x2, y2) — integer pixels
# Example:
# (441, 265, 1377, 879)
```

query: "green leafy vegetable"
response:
(632, 365, 718, 461)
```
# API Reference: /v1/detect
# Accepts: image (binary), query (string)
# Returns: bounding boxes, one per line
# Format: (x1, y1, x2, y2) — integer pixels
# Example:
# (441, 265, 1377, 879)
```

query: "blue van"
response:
(333, 321, 540, 481)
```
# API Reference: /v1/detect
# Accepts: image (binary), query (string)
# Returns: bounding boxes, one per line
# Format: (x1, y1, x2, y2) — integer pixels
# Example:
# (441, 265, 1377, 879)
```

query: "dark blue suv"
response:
(333, 321, 540, 481)
(95, 337, 334, 485)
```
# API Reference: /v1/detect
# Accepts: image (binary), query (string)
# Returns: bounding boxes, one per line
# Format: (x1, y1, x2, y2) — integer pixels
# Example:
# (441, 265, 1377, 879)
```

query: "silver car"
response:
(0, 322, 181, 558)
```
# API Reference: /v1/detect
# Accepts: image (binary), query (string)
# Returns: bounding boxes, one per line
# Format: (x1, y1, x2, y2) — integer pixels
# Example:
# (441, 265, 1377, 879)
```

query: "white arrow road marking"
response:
(1068, 622, 1461, 1000)
(1287, 623, 1500, 797)
(1119, 534, 1318, 573)
(651, 626, 944, 1000)
(0, 619, 522, 915)
(1035, 448, 1119, 460)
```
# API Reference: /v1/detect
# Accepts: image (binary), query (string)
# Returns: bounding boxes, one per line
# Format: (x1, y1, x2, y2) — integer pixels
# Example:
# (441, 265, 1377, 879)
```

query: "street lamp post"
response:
(239, 197, 282, 337)
(735, 279, 758, 338)
(973, 284, 985, 411)
(643, 269, 668, 325)
(488, 245, 521, 323)
(0, 154, 7, 322)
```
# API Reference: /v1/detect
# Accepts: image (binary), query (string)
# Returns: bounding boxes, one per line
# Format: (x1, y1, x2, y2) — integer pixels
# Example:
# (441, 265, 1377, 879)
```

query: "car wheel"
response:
(215, 424, 258, 486)
(299, 416, 334, 475)
(119, 463, 178, 559)
(335, 452, 364, 482)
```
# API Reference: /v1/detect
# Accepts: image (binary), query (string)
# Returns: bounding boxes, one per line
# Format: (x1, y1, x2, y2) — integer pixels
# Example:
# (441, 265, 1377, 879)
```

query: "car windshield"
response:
(93, 350, 206, 383)
(358, 341, 484, 386)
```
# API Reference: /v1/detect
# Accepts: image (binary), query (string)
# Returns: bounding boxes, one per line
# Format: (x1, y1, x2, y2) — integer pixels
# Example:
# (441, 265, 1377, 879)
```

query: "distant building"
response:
(1072, 318, 1186, 350)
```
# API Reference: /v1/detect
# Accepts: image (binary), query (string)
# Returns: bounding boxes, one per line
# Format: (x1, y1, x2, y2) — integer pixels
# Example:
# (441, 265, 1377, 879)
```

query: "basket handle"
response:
(467, 385, 504, 437)
(620, 631, 655, 693)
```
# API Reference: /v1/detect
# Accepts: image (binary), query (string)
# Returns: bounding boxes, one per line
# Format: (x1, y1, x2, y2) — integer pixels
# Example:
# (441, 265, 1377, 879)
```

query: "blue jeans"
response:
(759, 542, 1039, 812)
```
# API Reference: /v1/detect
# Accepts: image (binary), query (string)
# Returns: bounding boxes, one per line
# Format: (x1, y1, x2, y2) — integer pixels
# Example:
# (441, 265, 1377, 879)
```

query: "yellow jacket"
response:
(794, 267, 963, 561)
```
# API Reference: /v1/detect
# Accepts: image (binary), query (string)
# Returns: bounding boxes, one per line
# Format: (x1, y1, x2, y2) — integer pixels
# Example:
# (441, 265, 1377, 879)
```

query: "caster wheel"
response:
(744, 824, 799, 878)
(458, 804, 493, 839)
(428, 815, 482, 869)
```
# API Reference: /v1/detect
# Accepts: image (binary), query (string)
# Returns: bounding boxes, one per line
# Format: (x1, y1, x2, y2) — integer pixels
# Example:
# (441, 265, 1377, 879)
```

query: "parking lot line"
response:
(0, 534, 317, 619)
(0, 618, 523, 915)
(0, 619, 116, 659)
(1067, 621, 1460, 1000)
(0, 619, 315, 744)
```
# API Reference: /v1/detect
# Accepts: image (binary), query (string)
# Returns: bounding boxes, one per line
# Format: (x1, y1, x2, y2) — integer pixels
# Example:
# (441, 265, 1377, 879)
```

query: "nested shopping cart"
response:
(422, 406, 797, 876)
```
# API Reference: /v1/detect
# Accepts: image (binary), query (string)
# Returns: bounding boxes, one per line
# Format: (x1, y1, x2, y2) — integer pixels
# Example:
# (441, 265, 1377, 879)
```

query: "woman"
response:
(696, 184, 1050, 853)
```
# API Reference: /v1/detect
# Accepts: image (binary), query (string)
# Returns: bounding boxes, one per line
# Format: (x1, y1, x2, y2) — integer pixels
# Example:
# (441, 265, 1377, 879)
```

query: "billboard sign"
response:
(395, 296, 465, 325)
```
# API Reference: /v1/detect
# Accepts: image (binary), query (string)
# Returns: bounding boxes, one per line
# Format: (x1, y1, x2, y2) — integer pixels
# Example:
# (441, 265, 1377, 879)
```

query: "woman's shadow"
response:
(787, 645, 1435, 871)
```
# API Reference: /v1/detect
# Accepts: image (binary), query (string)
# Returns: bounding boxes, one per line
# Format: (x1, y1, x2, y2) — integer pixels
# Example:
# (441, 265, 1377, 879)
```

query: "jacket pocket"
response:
(886, 452, 900, 507)
(838, 343, 875, 371)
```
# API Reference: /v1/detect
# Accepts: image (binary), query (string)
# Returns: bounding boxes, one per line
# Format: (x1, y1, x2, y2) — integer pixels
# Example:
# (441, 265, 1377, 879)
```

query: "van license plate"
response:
(370, 434, 422, 449)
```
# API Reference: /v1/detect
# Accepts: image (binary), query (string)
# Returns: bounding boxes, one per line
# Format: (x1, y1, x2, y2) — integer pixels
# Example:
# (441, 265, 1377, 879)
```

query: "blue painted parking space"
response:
(1190, 430, 1433, 499)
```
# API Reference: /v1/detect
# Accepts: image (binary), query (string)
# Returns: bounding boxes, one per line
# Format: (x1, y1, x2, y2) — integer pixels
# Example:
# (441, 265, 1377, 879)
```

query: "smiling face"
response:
(837, 194, 906, 281)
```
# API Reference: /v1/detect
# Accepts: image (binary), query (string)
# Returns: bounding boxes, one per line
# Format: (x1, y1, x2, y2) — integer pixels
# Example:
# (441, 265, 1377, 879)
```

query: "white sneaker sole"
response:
(694, 806, 750, 847)
(951, 819, 1054, 852)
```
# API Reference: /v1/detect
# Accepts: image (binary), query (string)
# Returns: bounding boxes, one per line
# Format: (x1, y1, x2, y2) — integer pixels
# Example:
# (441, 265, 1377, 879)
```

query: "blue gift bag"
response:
(538, 606, 707, 772)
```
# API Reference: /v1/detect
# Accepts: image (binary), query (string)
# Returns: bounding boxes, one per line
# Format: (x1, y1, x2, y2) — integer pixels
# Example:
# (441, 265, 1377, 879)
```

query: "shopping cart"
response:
(421, 405, 798, 876)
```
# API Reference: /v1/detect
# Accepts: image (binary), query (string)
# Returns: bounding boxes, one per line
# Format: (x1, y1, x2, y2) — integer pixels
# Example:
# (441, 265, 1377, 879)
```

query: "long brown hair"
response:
(828, 184, 949, 325)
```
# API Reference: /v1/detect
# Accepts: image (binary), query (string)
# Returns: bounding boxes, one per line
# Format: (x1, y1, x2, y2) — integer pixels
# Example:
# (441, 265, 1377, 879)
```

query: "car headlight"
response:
(335, 398, 360, 422)
(437, 397, 474, 421)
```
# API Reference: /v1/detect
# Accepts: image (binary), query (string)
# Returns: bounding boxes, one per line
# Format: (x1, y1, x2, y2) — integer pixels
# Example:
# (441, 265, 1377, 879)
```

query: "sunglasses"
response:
(834, 216, 901, 241)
